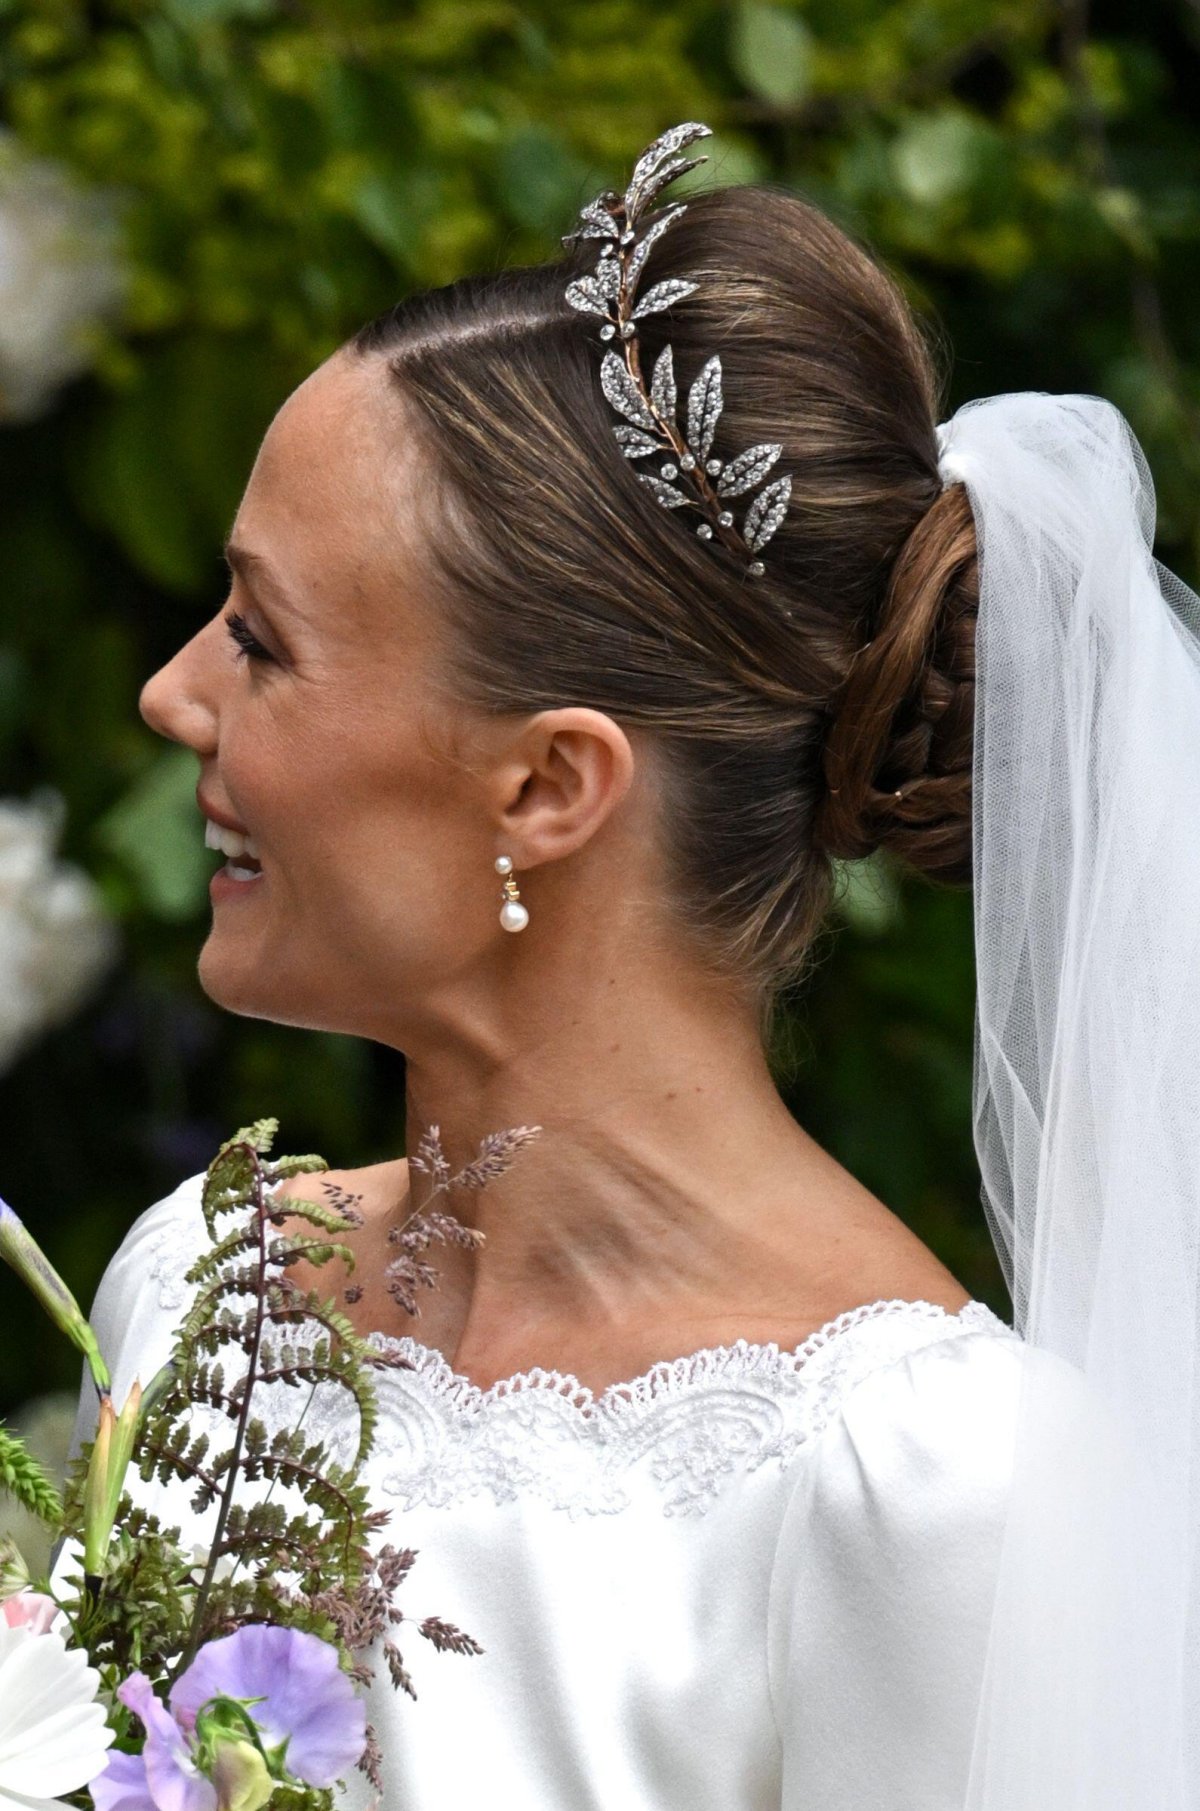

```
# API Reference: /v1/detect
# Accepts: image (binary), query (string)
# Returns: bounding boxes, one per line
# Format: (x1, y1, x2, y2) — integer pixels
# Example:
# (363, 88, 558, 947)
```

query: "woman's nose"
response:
(139, 620, 221, 754)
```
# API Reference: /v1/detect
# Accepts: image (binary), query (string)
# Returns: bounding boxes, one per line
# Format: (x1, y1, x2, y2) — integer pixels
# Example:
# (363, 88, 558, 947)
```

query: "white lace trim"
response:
(137, 1181, 1018, 1520)
(351, 1298, 1016, 1518)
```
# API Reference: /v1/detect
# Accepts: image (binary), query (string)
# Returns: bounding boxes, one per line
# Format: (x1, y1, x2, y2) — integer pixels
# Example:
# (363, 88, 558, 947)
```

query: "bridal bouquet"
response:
(0, 1117, 537, 1810)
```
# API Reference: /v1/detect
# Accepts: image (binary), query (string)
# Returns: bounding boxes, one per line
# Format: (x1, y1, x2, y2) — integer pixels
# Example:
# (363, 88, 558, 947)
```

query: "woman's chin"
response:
(196, 934, 366, 1036)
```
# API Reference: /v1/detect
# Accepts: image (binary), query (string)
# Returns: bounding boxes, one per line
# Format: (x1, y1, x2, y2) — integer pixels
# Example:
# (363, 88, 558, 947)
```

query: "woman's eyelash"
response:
(224, 611, 273, 662)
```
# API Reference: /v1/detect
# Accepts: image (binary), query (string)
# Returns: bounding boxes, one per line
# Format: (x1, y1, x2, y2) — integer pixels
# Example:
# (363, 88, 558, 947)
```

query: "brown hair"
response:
(348, 183, 978, 1022)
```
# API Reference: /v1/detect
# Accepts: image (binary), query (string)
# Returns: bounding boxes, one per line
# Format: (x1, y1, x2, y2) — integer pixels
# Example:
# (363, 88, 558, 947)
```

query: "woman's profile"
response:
(72, 122, 1200, 1808)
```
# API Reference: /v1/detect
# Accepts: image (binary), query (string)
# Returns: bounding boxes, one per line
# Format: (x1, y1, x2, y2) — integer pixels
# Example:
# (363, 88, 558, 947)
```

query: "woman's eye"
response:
(224, 611, 274, 663)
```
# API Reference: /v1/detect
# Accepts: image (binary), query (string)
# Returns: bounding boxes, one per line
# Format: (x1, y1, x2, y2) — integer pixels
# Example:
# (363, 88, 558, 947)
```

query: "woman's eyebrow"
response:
(222, 539, 293, 607)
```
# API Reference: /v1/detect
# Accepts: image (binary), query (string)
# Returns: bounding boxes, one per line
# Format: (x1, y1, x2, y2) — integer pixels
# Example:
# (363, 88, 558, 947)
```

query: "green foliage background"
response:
(2, 0, 1198, 1416)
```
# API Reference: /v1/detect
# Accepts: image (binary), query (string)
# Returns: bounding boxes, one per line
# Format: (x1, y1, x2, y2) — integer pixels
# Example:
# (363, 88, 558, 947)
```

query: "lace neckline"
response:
(143, 1197, 1018, 1516)
(368, 1295, 1009, 1422)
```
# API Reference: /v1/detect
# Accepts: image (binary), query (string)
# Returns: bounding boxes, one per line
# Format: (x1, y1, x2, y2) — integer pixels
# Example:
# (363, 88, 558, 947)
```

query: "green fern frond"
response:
(262, 1153, 328, 1183)
(267, 1195, 359, 1237)
(184, 1224, 268, 1281)
(227, 1119, 280, 1156)
(267, 1234, 356, 1271)
(126, 1123, 394, 1672)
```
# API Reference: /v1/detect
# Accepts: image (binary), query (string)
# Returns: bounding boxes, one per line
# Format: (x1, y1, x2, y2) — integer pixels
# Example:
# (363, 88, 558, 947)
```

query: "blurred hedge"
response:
(1, 0, 1198, 1415)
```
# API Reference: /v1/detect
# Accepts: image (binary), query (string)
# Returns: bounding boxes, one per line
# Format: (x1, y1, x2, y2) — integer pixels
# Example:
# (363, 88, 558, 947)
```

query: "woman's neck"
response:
(394, 950, 897, 1384)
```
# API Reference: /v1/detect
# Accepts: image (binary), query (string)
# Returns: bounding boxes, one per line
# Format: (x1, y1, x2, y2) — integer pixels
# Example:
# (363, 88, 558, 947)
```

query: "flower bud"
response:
(0, 1196, 110, 1394)
(82, 1381, 141, 1579)
(210, 1737, 274, 1811)
(82, 1398, 112, 1580)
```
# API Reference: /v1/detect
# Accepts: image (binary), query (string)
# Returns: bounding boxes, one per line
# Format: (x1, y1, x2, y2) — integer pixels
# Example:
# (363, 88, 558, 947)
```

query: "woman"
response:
(78, 123, 1200, 1809)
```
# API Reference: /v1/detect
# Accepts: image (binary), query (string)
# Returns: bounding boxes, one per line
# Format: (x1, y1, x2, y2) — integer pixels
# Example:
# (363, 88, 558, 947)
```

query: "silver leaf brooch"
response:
(563, 121, 792, 577)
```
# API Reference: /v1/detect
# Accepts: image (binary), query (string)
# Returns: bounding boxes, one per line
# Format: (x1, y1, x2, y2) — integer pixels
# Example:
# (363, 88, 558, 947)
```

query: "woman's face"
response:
(140, 350, 508, 1040)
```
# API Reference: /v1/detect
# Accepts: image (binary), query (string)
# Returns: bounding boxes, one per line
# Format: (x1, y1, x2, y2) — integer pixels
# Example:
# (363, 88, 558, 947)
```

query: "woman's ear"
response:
(491, 707, 636, 868)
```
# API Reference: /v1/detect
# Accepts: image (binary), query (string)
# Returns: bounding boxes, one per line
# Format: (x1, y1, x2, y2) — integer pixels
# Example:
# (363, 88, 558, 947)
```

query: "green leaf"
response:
(670, 131, 763, 196)
(494, 127, 594, 236)
(731, 4, 814, 108)
(161, 0, 278, 24)
(834, 853, 904, 938)
(67, 338, 288, 594)
(890, 109, 997, 209)
(93, 746, 210, 921)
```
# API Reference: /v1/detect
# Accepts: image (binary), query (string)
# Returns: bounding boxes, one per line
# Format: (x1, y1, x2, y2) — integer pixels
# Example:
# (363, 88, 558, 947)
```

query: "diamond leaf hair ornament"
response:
(563, 121, 792, 576)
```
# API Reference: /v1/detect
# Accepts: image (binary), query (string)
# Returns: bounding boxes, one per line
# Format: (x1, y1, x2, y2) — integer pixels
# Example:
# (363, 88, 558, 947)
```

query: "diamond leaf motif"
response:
(600, 350, 655, 429)
(625, 123, 712, 214)
(686, 356, 724, 461)
(743, 475, 793, 552)
(632, 278, 698, 320)
(563, 195, 620, 246)
(595, 255, 622, 301)
(613, 426, 660, 459)
(626, 205, 686, 292)
(650, 346, 677, 423)
(637, 472, 690, 509)
(717, 443, 782, 497)
(581, 197, 619, 232)
(564, 276, 610, 318)
(633, 156, 707, 217)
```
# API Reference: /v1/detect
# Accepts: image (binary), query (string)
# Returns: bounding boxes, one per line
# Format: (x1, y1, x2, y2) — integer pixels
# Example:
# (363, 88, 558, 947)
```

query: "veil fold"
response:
(939, 392, 1200, 1807)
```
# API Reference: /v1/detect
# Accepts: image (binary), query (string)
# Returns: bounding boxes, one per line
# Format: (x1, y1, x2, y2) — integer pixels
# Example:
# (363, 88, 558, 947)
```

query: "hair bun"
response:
(812, 480, 978, 883)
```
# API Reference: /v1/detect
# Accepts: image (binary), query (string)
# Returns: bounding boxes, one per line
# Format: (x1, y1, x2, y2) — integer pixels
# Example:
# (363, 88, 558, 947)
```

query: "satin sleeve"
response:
(766, 1327, 1026, 1811)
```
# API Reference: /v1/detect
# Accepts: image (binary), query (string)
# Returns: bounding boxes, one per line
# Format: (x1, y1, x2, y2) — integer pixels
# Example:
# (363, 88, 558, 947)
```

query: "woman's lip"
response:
(196, 788, 251, 836)
(210, 865, 265, 902)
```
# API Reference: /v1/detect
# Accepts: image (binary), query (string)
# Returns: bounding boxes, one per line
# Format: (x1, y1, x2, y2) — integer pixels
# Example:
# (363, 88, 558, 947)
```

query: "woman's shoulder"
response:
(94, 1170, 209, 1319)
(806, 1301, 1028, 1490)
(96, 1156, 409, 1310)
(69, 1172, 210, 1455)
(765, 1308, 1028, 1647)
(762, 1293, 1026, 1504)
(765, 1315, 1035, 1802)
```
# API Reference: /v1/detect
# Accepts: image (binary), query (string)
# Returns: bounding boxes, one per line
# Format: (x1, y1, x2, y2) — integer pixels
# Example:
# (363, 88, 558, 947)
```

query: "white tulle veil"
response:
(936, 391, 1200, 1807)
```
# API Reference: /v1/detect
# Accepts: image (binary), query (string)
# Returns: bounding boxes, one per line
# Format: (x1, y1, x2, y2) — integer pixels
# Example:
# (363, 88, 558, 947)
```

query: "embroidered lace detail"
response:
(147, 1217, 196, 1311)
(348, 1298, 1017, 1518)
(132, 1179, 1019, 1519)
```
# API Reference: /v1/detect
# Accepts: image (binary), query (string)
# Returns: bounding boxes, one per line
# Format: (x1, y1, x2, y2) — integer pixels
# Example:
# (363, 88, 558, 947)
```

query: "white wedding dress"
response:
(68, 1172, 1034, 1810)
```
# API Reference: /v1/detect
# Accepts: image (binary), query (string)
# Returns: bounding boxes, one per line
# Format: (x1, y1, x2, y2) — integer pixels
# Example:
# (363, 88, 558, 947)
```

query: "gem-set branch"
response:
(563, 122, 792, 575)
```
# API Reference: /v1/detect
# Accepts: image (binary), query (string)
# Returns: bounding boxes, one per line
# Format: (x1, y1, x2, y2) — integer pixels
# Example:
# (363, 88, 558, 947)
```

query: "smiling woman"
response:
(81, 123, 1033, 1811)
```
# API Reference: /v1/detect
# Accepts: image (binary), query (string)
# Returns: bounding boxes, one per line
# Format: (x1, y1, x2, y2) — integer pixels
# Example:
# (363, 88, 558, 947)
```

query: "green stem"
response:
(177, 1145, 269, 1673)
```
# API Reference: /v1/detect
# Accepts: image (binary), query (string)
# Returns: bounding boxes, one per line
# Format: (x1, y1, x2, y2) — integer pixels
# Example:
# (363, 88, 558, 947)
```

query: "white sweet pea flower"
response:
(0, 793, 118, 1072)
(0, 129, 125, 423)
(0, 1621, 114, 1808)
(187, 1540, 238, 1585)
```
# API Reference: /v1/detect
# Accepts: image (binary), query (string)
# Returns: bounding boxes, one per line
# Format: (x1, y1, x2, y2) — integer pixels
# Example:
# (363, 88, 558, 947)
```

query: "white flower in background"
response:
(0, 1621, 114, 1808)
(0, 794, 117, 1073)
(0, 129, 125, 424)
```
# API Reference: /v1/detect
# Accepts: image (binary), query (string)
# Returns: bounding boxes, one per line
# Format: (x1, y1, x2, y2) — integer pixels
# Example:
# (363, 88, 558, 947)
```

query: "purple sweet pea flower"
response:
(170, 1625, 366, 1787)
(90, 1625, 365, 1811)
(89, 1748, 189, 1811)
(90, 1673, 216, 1811)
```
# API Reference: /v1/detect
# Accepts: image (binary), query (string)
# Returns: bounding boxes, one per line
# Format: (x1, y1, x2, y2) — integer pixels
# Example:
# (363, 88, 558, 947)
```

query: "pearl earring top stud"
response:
(494, 855, 513, 875)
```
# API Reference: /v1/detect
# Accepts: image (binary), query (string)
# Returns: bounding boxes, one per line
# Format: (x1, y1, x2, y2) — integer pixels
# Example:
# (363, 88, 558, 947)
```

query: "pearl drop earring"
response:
(494, 855, 529, 932)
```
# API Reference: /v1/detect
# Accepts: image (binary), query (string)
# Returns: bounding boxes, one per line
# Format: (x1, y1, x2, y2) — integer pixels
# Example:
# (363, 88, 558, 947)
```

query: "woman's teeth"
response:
(204, 820, 260, 859)
(204, 819, 261, 879)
